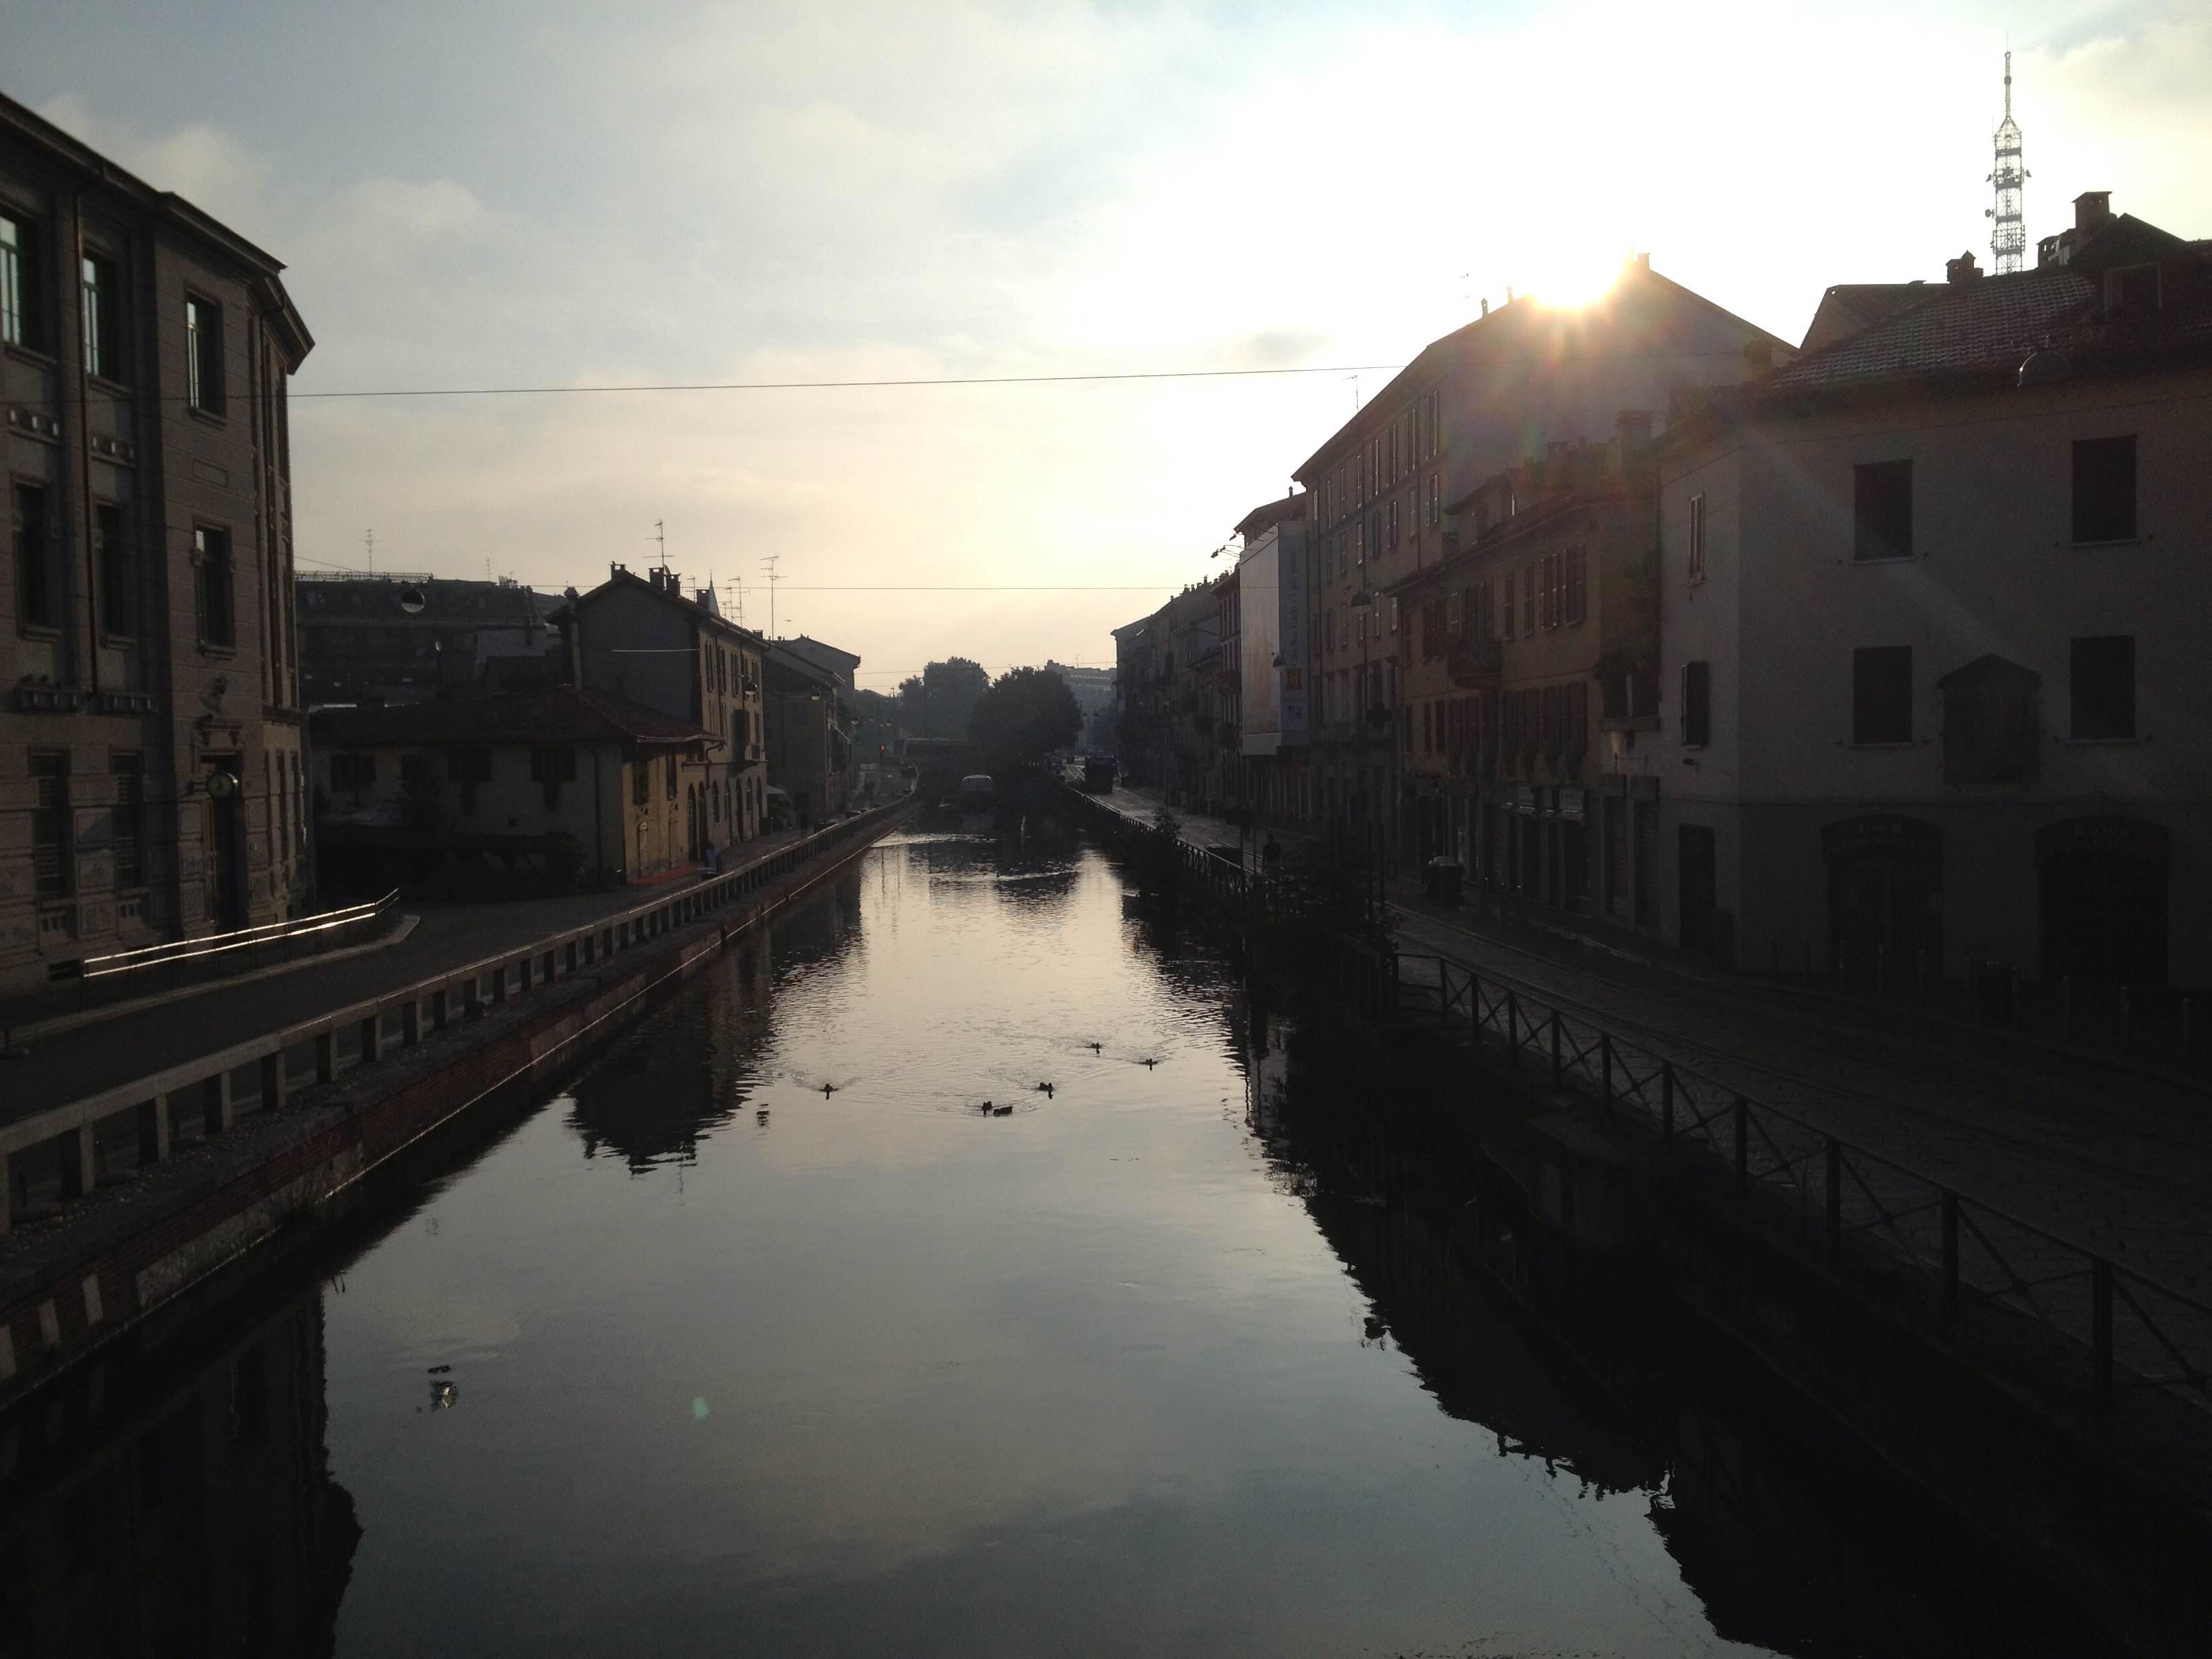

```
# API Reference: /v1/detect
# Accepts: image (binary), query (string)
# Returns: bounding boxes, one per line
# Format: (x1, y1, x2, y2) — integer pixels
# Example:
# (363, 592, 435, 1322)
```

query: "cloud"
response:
(33, 93, 274, 241)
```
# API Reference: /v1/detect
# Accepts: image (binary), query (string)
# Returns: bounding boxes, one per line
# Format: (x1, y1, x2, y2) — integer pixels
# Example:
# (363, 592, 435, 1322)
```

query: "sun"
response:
(1507, 219, 1638, 311)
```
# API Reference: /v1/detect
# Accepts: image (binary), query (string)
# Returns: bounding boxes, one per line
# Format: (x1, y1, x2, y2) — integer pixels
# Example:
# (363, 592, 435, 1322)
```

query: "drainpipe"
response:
(72, 186, 101, 697)
(589, 743, 606, 885)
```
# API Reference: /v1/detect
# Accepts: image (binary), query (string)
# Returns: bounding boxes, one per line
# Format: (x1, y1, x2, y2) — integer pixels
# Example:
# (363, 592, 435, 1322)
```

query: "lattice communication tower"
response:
(1986, 52, 2027, 274)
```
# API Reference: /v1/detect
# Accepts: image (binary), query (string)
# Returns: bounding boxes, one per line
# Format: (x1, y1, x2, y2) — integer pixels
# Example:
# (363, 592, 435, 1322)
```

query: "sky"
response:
(9, 0, 2211, 688)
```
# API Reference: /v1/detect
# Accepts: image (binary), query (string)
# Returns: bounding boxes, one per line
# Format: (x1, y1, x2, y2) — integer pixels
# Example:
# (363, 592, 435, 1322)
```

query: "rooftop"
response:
(313, 686, 710, 750)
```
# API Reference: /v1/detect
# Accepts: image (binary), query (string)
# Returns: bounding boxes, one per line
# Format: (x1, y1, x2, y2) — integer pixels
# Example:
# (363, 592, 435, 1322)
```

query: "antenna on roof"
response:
(760, 554, 781, 638)
(364, 527, 374, 575)
(1987, 51, 2028, 274)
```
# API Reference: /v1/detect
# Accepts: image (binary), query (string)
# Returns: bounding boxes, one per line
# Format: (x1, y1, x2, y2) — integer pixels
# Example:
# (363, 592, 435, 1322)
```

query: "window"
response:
(1852, 646, 1913, 744)
(1681, 661, 1712, 747)
(185, 296, 224, 414)
(665, 753, 677, 798)
(530, 745, 576, 783)
(30, 752, 69, 899)
(111, 753, 144, 888)
(632, 760, 649, 807)
(449, 746, 491, 816)
(1519, 566, 1534, 635)
(1564, 546, 1586, 625)
(81, 251, 122, 382)
(96, 502, 133, 636)
(2070, 636, 2135, 740)
(1687, 493, 1706, 583)
(533, 744, 575, 808)
(1853, 460, 1913, 561)
(331, 752, 377, 791)
(14, 480, 56, 630)
(193, 525, 236, 647)
(1, 209, 41, 349)
(1498, 573, 1515, 640)
(2071, 436, 2136, 543)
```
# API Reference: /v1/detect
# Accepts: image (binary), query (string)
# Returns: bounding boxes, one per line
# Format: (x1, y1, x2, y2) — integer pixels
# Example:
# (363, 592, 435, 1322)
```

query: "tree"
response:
(926, 657, 991, 740)
(968, 665, 1081, 772)
(899, 658, 990, 739)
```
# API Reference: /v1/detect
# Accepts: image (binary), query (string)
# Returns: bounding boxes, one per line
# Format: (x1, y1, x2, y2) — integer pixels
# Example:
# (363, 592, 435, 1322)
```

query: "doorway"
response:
(2039, 817, 2167, 987)
(1824, 817, 1942, 989)
(1678, 824, 1717, 956)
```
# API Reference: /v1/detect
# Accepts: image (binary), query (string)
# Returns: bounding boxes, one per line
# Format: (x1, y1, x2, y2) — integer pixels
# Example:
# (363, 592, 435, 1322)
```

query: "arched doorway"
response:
(1824, 817, 1942, 989)
(2038, 817, 2168, 987)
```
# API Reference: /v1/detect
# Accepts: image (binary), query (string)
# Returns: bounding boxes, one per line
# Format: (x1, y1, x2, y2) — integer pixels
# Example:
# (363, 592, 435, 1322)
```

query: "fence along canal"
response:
(1061, 783, 2212, 1425)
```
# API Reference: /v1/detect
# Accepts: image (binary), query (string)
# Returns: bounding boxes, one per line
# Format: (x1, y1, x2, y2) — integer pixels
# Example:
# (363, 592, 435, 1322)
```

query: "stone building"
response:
(3, 93, 313, 994)
(763, 644, 855, 827)
(1654, 193, 2212, 991)
(310, 684, 711, 890)
(554, 565, 766, 859)
(1395, 424, 1660, 921)
(1292, 262, 1790, 857)
(296, 571, 554, 706)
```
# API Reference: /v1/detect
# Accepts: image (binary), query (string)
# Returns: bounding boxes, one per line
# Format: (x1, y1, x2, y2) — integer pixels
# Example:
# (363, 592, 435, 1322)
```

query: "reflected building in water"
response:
(567, 922, 780, 1170)
(1236, 1002, 2110, 1657)
(0, 1294, 358, 1657)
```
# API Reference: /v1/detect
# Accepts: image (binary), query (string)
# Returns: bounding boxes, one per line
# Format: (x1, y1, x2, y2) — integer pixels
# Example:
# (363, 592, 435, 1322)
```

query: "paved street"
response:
(1088, 783, 2212, 1307)
(1, 831, 807, 1121)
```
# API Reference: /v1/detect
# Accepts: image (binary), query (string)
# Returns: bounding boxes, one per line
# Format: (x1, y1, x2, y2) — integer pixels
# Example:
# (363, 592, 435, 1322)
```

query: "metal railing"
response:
(1, 803, 905, 1235)
(1396, 951, 2212, 1418)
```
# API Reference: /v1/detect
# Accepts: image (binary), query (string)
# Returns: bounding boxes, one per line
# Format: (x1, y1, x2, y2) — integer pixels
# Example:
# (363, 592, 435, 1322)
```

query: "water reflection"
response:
(0, 1294, 359, 1657)
(1241, 1006, 2116, 1658)
(0, 817, 2121, 1656)
(568, 926, 776, 1170)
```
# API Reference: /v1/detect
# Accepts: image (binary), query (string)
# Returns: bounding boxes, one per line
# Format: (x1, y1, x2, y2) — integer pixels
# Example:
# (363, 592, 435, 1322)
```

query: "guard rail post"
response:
(1940, 1190, 1960, 1322)
(1824, 1137, 1843, 1250)
(2091, 1259, 2114, 1406)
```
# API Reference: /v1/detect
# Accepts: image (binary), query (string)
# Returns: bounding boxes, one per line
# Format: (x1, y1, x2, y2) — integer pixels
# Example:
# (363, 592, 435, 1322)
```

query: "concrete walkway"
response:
(1, 831, 807, 1122)
(1088, 782, 2212, 1305)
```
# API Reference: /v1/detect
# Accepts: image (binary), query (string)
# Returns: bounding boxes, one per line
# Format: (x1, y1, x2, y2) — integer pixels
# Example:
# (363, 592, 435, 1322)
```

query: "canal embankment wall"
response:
(0, 801, 914, 1411)
(1061, 781, 2212, 1657)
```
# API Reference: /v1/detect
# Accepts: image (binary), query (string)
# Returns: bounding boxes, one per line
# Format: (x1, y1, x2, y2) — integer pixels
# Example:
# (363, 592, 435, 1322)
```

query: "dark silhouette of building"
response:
(2, 92, 314, 992)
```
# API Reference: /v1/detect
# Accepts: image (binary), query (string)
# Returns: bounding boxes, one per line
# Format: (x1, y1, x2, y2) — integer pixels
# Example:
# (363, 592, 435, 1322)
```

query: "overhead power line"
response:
(68, 363, 1412, 407)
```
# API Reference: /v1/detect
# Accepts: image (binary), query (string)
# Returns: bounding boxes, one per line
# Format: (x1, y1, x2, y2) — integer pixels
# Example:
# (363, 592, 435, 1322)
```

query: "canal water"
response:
(0, 817, 2111, 1656)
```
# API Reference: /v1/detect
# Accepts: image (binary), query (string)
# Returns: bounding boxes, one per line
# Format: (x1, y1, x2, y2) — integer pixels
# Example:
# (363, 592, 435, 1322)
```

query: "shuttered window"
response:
(31, 752, 68, 898)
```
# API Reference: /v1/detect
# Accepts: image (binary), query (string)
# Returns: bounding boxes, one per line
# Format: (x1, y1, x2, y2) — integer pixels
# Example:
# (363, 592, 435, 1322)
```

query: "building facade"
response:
(297, 573, 552, 707)
(311, 686, 709, 890)
(556, 565, 766, 861)
(1398, 422, 1661, 923)
(763, 645, 855, 827)
(1293, 262, 1791, 857)
(3, 94, 314, 994)
(1233, 495, 1310, 824)
(1654, 192, 2211, 991)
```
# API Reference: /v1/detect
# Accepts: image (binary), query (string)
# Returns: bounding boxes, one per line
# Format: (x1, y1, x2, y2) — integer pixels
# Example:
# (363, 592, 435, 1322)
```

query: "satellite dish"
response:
(206, 770, 240, 800)
(398, 584, 427, 615)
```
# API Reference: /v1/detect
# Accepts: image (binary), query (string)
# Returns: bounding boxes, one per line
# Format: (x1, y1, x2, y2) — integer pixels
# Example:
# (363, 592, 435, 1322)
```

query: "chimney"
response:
(1946, 251, 1984, 283)
(1743, 338, 1775, 378)
(1635, 251, 1651, 272)
(2074, 191, 2112, 234)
